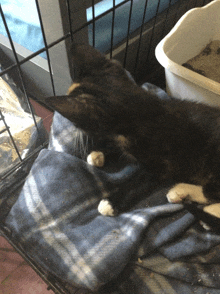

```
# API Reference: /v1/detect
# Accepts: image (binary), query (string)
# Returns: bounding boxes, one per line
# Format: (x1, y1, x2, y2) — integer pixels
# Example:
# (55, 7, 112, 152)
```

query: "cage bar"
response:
(0, 139, 48, 181)
(134, 0, 149, 79)
(0, 109, 22, 163)
(0, 4, 38, 131)
(65, 0, 73, 41)
(92, 0, 96, 47)
(145, 0, 161, 65)
(110, 0, 116, 58)
(123, 0, 134, 68)
(0, 33, 71, 78)
(160, 0, 173, 40)
(0, 0, 131, 79)
(35, 0, 56, 96)
(0, 1, 215, 292)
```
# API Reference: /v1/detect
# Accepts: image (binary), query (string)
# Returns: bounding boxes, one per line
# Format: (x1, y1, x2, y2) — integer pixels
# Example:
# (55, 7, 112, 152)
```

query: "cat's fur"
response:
(45, 43, 220, 230)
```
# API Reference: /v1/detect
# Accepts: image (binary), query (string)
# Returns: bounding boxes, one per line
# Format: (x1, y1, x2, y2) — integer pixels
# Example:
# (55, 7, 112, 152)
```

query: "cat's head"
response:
(44, 43, 145, 137)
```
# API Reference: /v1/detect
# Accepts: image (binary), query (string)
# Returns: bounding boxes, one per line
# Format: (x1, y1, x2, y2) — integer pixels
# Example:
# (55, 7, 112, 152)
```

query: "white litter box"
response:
(155, 0, 220, 106)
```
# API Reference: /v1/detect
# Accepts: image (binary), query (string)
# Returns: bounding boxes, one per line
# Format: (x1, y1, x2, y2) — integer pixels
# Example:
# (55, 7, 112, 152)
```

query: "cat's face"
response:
(44, 43, 145, 138)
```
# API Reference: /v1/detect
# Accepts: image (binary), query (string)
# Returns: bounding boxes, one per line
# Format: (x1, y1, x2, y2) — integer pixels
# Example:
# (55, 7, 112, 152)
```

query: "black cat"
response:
(45, 43, 220, 229)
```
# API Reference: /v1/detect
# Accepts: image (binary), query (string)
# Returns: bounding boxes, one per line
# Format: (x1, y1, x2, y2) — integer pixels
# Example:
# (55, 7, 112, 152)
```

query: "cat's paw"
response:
(203, 203, 220, 218)
(167, 183, 208, 204)
(98, 199, 115, 216)
(200, 204, 220, 231)
(87, 151, 105, 167)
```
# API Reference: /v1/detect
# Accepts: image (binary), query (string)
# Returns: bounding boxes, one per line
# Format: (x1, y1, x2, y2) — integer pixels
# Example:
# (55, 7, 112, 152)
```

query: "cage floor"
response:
(0, 236, 54, 294)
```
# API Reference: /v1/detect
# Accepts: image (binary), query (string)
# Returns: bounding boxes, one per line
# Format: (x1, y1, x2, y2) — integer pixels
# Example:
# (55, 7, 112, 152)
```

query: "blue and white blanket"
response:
(5, 84, 220, 293)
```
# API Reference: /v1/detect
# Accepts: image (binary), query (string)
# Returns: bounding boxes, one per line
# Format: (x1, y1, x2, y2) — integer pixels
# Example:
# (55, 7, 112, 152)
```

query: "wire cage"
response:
(0, 0, 214, 293)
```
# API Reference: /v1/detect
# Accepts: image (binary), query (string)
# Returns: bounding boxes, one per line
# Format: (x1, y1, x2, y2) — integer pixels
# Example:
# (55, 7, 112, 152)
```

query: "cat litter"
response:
(183, 40, 220, 84)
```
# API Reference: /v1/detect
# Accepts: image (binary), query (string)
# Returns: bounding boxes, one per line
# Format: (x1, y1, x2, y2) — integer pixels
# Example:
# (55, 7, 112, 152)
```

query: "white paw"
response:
(167, 183, 208, 204)
(200, 204, 220, 231)
(203, 203, 220, 218)
(98, 199, 115, 216)
(87, 151, 105, 167)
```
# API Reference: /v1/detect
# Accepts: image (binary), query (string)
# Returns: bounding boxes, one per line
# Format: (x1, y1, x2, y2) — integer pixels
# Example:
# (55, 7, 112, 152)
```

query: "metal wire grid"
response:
(0, 0, 213, 227)
(0, 0, 214, 292)
(0, 0, 213, 184)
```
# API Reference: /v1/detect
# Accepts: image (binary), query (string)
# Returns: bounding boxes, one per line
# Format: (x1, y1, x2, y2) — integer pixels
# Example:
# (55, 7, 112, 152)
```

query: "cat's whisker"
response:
(74, 130, 90, 160)
(82, 132, 89, 160)
(75, 129, 84, 159)
(85, 134, 89, 158)
(78, 131, 84, 159)
(73, 131, 78, 155)
(78, 131, 82, 157)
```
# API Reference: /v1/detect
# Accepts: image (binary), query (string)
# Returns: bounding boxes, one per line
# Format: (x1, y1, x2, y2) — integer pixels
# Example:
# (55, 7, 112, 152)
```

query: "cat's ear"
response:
(44, 94, 112, 134)
(69, 43, 108, 79)
(44, 94, 99, 119)
(44, 95, 77, 120)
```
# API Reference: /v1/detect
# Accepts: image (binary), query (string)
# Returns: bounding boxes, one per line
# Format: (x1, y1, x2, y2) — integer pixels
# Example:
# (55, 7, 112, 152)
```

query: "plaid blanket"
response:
(5, 84, 220, 293)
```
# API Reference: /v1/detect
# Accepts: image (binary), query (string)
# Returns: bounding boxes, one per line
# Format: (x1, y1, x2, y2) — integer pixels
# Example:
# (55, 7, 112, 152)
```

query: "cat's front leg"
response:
(86, 151, 115, 216)
(167, 183, 209, 204)
(200, 203, 220, 230)
(203, 203, 220, 218)
(167, 184, 220, 231)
